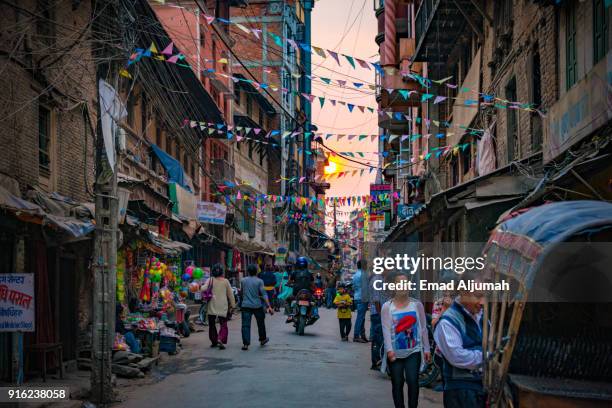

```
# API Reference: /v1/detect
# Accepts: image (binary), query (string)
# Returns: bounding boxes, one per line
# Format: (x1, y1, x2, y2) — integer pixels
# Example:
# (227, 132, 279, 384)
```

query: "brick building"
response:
(0, 0, 98, 382)
(383, 0, 612, 247)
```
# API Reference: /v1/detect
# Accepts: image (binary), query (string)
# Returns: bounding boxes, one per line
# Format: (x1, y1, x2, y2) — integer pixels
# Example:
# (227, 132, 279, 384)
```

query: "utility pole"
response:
(91, 0, 119, 403)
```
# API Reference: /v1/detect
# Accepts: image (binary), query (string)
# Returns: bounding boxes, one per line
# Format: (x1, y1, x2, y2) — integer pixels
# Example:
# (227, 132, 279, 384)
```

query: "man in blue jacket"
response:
(434, 277, 485, 408)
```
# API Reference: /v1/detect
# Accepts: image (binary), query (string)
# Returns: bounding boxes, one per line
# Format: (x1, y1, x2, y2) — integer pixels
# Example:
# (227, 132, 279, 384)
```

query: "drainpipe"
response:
(382, 0, 397, 67)
(195, 8, 201, 81)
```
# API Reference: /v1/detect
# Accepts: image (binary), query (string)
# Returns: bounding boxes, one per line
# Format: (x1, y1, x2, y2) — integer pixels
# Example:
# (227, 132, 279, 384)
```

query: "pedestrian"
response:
(240, 264, 274, 350)
(333, 283, 353, 341)
(369, 270, 389, 370)
(382, 272, 431, 408)
(431, 290, 453, 391)
(433, 274, 485, 408)
(203, 264, 236, 350)
(352, 260, 368, 342)
(259, 263, 277, 310)
(324, 269, 338, 308)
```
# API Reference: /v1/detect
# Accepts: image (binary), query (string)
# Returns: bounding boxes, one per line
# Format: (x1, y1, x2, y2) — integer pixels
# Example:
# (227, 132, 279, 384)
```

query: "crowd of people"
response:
(199, 258, 485, 408)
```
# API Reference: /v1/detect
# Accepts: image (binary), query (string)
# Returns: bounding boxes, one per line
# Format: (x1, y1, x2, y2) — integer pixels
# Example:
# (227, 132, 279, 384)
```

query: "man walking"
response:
(240, 264, 274, 351)
(324, 269, 337, 309)
(434, 277, 485, 408)
(352, 260, 368, 343)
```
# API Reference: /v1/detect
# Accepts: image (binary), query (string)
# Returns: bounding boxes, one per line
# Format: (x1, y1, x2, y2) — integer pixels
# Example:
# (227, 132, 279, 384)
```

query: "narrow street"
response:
(117, 308, 442, 408)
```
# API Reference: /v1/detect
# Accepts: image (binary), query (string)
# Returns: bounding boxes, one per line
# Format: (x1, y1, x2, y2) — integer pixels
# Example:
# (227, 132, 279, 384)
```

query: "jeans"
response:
(370, 313, 383, 366)
(124, 331, 141, 354)
(338, 318, 352, 338)
(325, 287, 336, 308)
(208, 315, 229, 345)
(353, 300, 368, 339)
(442, 389, 486, 408)
(241, 307, 267, 346)
(390, 353, 421, 408)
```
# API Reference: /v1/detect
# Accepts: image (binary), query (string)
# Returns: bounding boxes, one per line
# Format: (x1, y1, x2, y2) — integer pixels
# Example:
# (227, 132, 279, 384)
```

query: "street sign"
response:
(397, 203, 423, 221)
(0, 274, 35, 332)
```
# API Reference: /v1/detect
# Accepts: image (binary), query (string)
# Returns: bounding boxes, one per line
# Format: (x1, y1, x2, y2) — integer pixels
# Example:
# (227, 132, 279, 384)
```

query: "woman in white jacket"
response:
(381, 272, 431, 408)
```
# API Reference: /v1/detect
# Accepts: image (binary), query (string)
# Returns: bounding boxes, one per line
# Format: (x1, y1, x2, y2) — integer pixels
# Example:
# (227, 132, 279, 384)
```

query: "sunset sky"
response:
(311, 0, 378, 225)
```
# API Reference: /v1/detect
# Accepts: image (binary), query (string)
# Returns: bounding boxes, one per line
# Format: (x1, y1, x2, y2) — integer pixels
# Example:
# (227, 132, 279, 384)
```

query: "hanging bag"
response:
(202, 278, 214, 302)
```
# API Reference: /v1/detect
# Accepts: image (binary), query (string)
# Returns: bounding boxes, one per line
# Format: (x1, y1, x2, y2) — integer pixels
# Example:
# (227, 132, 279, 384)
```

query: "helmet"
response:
(296, 256, 308, 269)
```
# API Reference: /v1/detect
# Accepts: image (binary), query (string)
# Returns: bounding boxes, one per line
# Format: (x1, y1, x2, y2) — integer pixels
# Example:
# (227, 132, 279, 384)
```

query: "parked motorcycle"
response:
(290, 289, 318, 336)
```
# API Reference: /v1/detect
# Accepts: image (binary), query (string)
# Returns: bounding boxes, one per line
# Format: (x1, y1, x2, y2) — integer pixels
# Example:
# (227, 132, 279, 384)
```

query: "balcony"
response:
(210, 158, 235, 185)
(414, 0, 482, 63)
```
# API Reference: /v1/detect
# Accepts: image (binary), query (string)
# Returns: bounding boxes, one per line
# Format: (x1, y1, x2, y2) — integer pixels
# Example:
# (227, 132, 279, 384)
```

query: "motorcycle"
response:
(313, 287, 324, 307)
(290, 289, 318, 336)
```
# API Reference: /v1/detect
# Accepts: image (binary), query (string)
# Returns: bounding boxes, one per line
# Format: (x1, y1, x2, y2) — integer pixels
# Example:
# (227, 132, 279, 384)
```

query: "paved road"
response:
(116, 308, 443, 408)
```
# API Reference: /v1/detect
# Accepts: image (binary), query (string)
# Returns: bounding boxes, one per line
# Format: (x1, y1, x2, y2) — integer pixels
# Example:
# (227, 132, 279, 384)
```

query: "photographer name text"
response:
(373, 279, 510, 292)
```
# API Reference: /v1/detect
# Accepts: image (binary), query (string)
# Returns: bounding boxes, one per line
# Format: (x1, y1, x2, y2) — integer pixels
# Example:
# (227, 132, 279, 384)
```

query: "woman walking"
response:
(382, 272, 431, 408)
(204, 264, 236, 349)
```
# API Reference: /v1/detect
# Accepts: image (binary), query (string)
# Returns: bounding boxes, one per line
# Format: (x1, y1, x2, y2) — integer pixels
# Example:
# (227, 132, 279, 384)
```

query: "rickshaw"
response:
(481, 201, 612, 407)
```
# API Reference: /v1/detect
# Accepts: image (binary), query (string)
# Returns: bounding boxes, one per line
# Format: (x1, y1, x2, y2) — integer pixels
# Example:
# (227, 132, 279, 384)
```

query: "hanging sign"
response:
(397, 203, 423, 221)
(197, 201, 227, 225)
(0, 274, 35, 332)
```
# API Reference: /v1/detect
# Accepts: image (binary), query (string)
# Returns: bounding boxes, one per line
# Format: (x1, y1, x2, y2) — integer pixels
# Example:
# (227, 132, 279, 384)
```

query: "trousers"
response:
(390, 353, 421, 408)
(338, 318, 352, 338)
(241, 307, 267, 346)
(208, 314, 228, 345)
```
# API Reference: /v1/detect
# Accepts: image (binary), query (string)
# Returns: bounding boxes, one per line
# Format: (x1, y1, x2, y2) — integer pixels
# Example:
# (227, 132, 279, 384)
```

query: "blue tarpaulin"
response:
(151, 144, 191, 192)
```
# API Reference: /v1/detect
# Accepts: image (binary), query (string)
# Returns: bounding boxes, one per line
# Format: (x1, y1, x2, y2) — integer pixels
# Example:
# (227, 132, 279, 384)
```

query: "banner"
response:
(197, 201, 227, 225)
(0, 274, 35, 332)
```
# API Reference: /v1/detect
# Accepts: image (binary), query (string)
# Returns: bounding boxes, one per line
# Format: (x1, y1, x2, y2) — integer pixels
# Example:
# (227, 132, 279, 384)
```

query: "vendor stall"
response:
(481, 201, 612, 407)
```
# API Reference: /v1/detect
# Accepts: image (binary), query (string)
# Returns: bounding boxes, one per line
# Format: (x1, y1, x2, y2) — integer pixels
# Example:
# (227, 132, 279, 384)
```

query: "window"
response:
(183, 152, 189, 168)
(248, 140, 253, 159)
(156, 125, 162, 147)
(594, 0, 608, 63)
(212, 41, 217, 71)
(505, 77, 518, 162)
(126, 94, 135, 127)
(530, 45, 543, 152)
(38, 105, 52, 174)
(234, 86, 241, 106)
(258, 109, 264, 128)
(246, 95, 253, 117)
(450, 157, 459, 186)
(167, 138, 173, 157)
(566, 3, 578, 89)
(200, 28, 206, 49)
(36, 0, 55, 45)
(242, 201, 255, 238)
(141, 95, 148, 136)
(461, 144, 471, 175)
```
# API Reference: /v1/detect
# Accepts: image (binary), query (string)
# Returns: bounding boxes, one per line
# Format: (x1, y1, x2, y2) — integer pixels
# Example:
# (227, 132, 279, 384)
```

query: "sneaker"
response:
(242, 345, 249, 351)
(210, 343, 218, 348)
(342, 337, 348, 342)
(218, 343, 226, 350)
(353, 338, 367, 343)
(260, 337, 269, 346)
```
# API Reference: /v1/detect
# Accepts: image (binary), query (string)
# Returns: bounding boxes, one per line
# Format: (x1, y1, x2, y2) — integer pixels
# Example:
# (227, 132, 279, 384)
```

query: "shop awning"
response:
(0, 185, 44, 215)
(0, 185, 95, 238)
(147, 230, 192, 256)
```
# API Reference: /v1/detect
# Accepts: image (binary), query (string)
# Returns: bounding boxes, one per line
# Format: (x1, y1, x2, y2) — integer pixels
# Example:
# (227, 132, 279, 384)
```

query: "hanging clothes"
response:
(477, 121, 497, 176)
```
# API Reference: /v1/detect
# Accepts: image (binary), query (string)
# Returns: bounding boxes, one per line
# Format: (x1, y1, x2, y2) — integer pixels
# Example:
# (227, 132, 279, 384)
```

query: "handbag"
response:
(202, 278, 214, 302)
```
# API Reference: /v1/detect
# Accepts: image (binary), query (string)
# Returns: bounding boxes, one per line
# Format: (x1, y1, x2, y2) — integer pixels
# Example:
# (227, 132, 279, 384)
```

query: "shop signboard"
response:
(369, 183, 391, 222)
(0, 274, 35, 332)
(397, 203, 423, 221)
(197, 201, 227, 225)
(544, 50, 612, 163)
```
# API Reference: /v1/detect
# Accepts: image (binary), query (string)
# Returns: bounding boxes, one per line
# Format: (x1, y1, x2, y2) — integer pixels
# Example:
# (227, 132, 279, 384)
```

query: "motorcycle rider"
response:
(287, 256, 319, 323)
